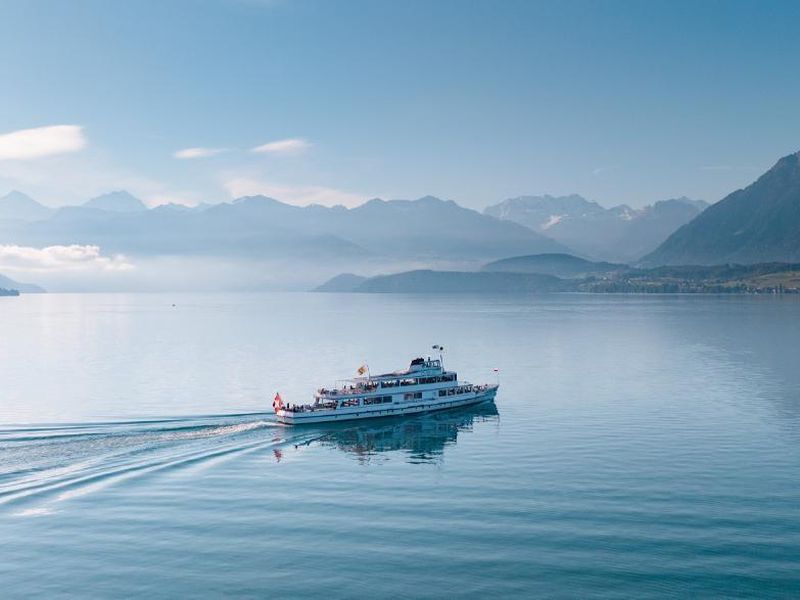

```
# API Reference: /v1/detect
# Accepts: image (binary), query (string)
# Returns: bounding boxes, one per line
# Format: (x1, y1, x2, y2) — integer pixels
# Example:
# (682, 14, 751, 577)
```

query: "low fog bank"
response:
(6, 254, 485, 293)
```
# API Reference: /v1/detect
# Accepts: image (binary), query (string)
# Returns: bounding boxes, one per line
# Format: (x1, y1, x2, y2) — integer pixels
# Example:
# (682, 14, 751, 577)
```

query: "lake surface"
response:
(1, 292, 799, 598)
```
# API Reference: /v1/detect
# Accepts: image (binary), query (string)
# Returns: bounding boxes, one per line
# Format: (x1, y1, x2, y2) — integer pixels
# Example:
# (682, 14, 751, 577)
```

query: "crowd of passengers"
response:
(282, 401, 338, 413)
(281, 382, 490, 413)
(316, 374, 457, 397)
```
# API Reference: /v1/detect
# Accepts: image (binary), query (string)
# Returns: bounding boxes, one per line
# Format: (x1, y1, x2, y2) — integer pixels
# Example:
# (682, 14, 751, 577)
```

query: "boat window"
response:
(364, 396, 393, 405)
(342, 398, 360, 407)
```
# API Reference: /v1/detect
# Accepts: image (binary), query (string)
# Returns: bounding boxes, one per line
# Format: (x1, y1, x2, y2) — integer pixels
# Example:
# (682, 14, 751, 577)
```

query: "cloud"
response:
(700, 165, 733, 171)
(0, 125, 87, 160)
(252, 138, 311, 156)
(0, 244, 133, 273)
(591, 166, 617, 176)
(173, 147, 227, 159)
(223, 176, 367, 208)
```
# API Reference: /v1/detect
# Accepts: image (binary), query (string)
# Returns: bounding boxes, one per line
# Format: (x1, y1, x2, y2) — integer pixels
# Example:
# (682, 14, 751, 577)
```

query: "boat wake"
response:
(0, 403, 501, 515)
(0, 414, 309, 514)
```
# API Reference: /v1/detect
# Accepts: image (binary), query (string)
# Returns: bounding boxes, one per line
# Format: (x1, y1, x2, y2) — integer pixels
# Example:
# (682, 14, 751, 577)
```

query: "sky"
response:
(1, 0, 800, 210)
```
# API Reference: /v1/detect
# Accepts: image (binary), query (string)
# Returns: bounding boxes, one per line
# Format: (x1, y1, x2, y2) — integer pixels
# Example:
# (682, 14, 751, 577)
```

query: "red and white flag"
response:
(273, 392, 284, 413)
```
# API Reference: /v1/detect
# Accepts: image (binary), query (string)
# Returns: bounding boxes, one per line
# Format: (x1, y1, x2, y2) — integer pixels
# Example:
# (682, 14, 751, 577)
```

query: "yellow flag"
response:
(357, 364, 368, 376)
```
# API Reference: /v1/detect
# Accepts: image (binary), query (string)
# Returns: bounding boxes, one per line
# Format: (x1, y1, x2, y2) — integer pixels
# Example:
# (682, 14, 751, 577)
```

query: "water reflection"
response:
(308, 401, 499, 464)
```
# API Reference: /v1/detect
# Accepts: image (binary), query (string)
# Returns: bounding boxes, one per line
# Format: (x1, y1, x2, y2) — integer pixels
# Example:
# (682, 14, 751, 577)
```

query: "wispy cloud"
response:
(173, 147, 227, 159)
(699, 165, 733, 171)
(252, 138, 311, 156)
(591, 166, 617, 176)
(0, 125, 87, 160)
(223, 176, 367, 208)
(0, 244, 133, 273)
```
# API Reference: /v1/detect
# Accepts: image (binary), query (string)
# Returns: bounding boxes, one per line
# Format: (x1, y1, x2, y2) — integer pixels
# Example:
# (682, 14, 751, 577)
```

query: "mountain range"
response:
(644, 151, 800, 265)
(0, 193, 567, 264)
(484, 194, 708, 262)
(5, 145, 800, 291)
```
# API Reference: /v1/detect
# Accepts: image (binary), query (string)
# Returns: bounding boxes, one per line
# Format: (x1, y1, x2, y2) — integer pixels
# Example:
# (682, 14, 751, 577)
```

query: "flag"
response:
(357, 364, 368, 376)
(273, 392, 284, 413)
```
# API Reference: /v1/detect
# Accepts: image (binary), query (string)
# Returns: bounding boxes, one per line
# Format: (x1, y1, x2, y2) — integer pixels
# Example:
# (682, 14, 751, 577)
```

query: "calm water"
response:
(1, 293, 799, 598)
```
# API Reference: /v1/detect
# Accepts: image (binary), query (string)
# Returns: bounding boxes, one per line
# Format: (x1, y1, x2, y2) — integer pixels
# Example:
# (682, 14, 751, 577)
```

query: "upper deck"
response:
(316, 358, 458, 400)
(371, 357, 446, 381)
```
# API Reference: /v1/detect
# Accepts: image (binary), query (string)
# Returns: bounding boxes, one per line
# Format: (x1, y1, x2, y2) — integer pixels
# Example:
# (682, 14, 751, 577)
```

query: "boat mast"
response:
(432, 344, 445, 369)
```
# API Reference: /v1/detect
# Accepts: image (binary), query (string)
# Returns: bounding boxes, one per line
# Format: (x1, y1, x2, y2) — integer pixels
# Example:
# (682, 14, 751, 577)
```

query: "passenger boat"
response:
(273, 349, 498, 425)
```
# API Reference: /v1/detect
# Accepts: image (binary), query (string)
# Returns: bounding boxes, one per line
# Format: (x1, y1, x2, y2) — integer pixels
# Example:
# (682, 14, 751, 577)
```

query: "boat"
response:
(273, 348, 499, 425)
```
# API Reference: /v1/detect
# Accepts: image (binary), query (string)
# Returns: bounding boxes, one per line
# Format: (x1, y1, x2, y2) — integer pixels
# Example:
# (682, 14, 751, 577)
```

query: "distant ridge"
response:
(313, 273, 367, 292)
(644, 151, 800, 265)
(0, 191, 53, 221)
(315, 257, 800, 295)
(482, 253, 626, 278)
(485, 195, 707, 262)
(347, 270, 566, 293)
(0, 273, 45, 293)
(84, 191, 147, 212)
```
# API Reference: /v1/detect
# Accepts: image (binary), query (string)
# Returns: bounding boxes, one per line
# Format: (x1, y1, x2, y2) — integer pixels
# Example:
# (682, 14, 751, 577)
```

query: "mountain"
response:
(314, 273, 367, 292)
(482, 253, 626, 278)
(619, 198, 710, 260)
(485, 194, 606, 230)
(334, 269, 567, 293)
(341, 195, 570, 259)
(0, 191, 53, 221)
(484, 194, 707, 262)
(644, 151, 800, 265)
(0, 273, 45, 293)
(83, 191, 147, 212)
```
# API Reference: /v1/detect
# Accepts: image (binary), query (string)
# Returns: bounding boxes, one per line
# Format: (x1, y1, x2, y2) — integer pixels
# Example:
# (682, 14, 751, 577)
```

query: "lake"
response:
(1, 292, 799, 598)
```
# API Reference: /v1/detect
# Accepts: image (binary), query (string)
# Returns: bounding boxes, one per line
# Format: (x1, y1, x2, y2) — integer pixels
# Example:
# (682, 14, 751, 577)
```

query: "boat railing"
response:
(317, 374, 456, 398)
(317, 382, 380, 397)
(283, 381, 496, 414)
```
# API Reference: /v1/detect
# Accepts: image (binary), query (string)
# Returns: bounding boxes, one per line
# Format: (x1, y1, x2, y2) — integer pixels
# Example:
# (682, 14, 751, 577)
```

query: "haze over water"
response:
(1, 293, 799, 598)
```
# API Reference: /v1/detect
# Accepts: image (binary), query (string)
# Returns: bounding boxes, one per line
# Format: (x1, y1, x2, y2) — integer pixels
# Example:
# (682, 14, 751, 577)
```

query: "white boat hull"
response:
(276, 385, 498, 425)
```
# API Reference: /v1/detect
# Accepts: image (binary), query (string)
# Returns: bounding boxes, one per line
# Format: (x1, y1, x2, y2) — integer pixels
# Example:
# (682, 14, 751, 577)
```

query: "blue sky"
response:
(1, 0, 799, 209)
